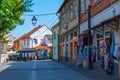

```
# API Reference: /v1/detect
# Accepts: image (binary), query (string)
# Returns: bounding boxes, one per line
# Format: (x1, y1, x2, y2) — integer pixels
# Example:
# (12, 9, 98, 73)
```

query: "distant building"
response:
(14, 25, 52, 53)
(0, 42, 3, 54)
(5, 34, 15, 52)
(58, 0, 79, 62)
(14, 34, 27, 51)
(0, 33, 15, 54)
(52, 23, 60, 61)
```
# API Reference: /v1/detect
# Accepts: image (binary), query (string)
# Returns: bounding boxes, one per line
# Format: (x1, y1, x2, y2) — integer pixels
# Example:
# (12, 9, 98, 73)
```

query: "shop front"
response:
(70, 39, 78, 63)
(60, 42, 64, 61)
(79, 14, 120, 75)
(79, 27, 120, 75)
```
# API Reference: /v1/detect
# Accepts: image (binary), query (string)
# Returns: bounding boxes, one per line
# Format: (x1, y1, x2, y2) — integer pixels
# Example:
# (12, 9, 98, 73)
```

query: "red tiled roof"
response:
(34, 45, 52, 50)
(14, 25, 42, 42)
(27, 25, 42, 38)
(21, 25, 42, 39)
(14, 34, 27, 42)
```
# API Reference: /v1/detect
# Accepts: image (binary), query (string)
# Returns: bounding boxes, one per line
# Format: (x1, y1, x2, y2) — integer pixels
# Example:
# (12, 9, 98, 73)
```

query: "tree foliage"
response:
(0, 0, 33, 42)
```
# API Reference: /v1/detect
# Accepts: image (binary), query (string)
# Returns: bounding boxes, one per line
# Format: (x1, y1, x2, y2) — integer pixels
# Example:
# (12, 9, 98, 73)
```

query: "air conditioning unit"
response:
(64, 23, 68, 29)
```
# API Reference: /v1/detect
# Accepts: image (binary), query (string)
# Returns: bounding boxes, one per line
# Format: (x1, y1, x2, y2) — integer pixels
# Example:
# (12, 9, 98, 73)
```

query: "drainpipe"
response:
(57, 32, 60, 61)
(78, 0, 81, 52)
(51, 30, 54, 61)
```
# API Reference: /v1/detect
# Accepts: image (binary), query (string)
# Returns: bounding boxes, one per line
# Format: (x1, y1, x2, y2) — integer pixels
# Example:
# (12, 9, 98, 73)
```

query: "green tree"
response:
(0, 0, 33, 42)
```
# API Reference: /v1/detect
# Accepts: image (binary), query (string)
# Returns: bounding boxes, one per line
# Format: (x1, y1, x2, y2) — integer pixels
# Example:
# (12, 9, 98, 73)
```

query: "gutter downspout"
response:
(51, 29, 54, 61)
(78, 0, 81, 52)
(58, 23, 60, 61)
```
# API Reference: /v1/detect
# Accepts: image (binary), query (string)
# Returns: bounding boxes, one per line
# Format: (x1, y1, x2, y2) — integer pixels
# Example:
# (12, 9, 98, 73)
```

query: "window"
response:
(74, 4, 78, 17)
(66, 35, 68, 41)
(24, 40, 26, 46)
(81, 0, 85, 13)
(71, 33, 73, 39)
(63, 37, 65, 42)
(34, 39, 38, 44)
(70, 5, 73, 20)
(60, 38, 62, 42)
(97, 34, 103, 38)
(105, 31, 111, 37)
(54, 32, 56, 39)
(54, 47, 56, 55)
(74, 31, 77, 37)
(68, 8, 71, 22)
(27, 39, 29, 45)
(94, 0, 100, 4)
(64, 10, 67, 23)
(66, 10, 70, 23)
(86, 0, 90, 9)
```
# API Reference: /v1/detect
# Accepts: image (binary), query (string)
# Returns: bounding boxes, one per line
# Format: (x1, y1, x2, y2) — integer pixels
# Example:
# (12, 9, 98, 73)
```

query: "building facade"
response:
(52, 23, 60, 61)
(14, 25, 52, 52)
(5, 34, 15, 53)
(58, 0, 79, 63)
(77, 0, 120, 76)
(14, 34, 26, 51)
(79, 0, 120, 61)
(58, 0, 120, 75)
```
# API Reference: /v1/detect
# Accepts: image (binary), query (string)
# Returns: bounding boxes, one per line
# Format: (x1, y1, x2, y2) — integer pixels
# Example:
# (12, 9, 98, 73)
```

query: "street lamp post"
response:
(31, 16, 37, 26)
(88, 5, 93, 69)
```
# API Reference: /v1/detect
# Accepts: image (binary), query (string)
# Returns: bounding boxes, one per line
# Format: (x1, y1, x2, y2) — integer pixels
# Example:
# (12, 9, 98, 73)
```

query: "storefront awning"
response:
(16, 48, 38, 53)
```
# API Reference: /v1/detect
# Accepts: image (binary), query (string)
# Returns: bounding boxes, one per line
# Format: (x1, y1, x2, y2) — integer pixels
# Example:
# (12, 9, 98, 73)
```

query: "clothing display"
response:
(114, 45, 120, 58)
(99, 40, 107, 49)
(79, 36, 84, 46)
(110, 32, 115, 55)
(106, 32, 115, 75)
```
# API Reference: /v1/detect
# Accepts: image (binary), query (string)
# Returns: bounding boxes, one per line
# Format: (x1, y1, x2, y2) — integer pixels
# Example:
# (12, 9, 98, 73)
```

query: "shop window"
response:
(97, 40, 101, 60)
(84, 37, 88, 46)
(74, 31, 77, 37)
(105, 31, 111, 37)
(71, 33, 73, 39)
(97, 34, 103, 38)
(60, 38, 62, 42)
(105, 38, 110, 54)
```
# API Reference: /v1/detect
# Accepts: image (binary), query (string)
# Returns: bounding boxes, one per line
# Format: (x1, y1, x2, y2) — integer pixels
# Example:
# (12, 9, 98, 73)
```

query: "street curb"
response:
(57, 61, 119, 80)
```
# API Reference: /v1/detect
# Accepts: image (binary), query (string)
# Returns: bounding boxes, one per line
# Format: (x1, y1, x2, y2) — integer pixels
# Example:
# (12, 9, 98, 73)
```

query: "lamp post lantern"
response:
(31, 16, 37, 26)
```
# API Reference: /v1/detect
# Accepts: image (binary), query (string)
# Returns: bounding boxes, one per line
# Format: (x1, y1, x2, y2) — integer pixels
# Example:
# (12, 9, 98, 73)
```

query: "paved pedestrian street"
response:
(0, 60, 90, 80)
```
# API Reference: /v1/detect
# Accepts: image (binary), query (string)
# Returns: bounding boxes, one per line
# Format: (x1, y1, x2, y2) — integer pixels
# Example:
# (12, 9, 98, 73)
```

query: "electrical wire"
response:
(49, 17, 59, 28)
(23, 13, 57, 16)
(46, 16, 57, 26)
(34, 16, 59, 38)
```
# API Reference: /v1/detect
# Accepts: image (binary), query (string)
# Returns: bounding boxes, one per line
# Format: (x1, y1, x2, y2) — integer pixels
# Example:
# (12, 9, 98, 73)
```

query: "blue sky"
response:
(10, 0, 64, 39)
